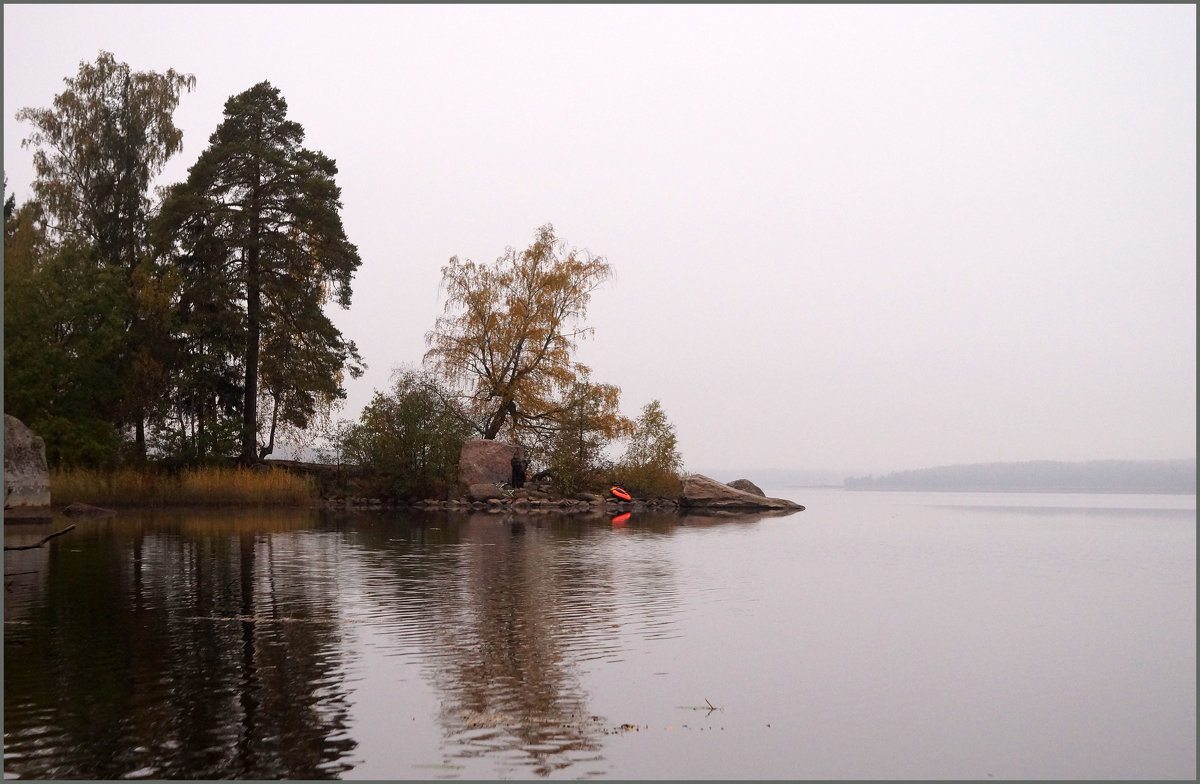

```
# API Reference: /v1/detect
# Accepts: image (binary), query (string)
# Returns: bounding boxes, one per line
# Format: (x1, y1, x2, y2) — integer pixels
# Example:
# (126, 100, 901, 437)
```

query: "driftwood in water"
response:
(4, 524, 76, 551)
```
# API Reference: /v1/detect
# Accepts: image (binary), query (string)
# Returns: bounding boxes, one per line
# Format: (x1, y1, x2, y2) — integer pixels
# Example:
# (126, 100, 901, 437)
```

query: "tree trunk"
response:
(195, 400, 204, 460)
(482, 399, 515, 440)
(242, 251, 260, 466)
(134, 414, 146, 461)
(241, 166, 262, 467)
(259, 391, 278, 460)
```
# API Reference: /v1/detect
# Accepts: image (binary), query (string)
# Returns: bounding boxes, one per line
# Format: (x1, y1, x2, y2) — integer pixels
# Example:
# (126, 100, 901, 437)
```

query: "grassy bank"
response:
(50, 466, 320, 507)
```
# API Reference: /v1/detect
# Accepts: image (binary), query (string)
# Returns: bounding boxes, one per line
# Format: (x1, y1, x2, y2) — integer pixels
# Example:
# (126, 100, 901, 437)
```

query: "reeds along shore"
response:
(49, 467, 319, 508)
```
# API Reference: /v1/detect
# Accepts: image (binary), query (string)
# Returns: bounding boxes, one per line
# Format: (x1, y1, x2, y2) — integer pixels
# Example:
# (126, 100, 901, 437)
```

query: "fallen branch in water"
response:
(4, 524, 76, 551)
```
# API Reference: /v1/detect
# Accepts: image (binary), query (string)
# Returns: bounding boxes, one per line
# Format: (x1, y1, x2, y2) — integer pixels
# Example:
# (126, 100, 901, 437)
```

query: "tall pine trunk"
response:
(241, 190, 261, 466)
(242, 248, 260, 466)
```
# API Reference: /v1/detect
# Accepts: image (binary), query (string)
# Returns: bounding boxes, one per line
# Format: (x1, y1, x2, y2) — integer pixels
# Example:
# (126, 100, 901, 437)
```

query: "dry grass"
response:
(50, 466, 319, 507)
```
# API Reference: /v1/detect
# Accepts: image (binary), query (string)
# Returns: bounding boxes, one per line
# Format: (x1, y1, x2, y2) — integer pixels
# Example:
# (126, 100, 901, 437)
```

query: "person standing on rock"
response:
(511, 451, 524, 489)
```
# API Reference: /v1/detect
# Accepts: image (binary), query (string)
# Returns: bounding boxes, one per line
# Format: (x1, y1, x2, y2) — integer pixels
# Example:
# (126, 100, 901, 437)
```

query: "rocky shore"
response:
(322, 481, 685, 515)
(315, 441, 806, 515)
(295, 440, 808, 515)
(3, 419, 804, 517)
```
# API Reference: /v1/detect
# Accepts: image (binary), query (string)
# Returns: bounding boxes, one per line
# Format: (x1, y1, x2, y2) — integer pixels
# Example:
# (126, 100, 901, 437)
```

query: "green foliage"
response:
(4, 201, 129, 466)
(10, 62, 362, 470)
(11, 51, 195, 460)
(155, 81, 363, 465)
(336, 369, 473, 498)
(616, 400, 685, 497)
(3, 198, 54, 421)
(32, 415, 123, 470)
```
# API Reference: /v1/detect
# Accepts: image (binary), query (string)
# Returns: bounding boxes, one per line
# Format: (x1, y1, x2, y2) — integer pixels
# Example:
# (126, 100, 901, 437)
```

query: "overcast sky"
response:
(4, 4, 1195, 475)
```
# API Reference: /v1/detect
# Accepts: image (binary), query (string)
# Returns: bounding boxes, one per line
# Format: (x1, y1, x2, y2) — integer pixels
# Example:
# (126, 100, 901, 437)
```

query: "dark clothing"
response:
(510, 455, 525, 488)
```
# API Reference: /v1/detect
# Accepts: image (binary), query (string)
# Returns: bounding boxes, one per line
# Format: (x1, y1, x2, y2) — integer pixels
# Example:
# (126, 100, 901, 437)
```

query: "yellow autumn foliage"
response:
(424, 223, 631, 447)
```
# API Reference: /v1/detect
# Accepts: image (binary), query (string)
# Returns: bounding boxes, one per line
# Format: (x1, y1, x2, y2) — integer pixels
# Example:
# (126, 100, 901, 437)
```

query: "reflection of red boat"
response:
(611, 512, 631, 526)
(610, 486, 631, 501)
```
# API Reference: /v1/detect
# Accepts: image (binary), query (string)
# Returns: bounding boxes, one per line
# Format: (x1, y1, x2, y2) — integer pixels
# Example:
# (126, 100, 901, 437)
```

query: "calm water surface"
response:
(4, 489, 1195, 779)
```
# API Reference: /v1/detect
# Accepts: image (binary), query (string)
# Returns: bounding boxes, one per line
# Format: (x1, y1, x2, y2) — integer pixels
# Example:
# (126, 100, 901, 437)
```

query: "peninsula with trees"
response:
(4, 51, 801, 515)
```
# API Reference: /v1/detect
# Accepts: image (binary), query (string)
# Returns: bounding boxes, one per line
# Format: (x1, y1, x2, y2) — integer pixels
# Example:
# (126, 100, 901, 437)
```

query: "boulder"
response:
(459, 439, 524, 488)
(726, 478, 765, 497)
(467, 483, 505, 501)
(4, 414, 51, 520)
(679, 474, 804, 511)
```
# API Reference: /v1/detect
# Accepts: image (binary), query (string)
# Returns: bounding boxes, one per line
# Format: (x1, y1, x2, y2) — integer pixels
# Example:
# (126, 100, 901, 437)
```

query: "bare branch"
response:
(4, 525, 77, 551)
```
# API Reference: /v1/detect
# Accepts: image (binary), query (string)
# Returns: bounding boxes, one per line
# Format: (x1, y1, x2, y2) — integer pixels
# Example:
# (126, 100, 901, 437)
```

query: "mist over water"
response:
(4, 490, 1195, 779)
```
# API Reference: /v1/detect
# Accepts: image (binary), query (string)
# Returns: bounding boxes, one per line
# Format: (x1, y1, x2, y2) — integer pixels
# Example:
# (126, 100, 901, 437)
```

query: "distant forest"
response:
(844, 460, 1196, 494)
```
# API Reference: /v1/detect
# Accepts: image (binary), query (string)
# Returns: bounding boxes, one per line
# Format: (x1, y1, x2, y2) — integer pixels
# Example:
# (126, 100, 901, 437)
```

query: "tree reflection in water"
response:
(4, 505, 777, 779)
(347, 509, 749, 778)
(3, 508, 357, 780)
(428, 514, 607, 776)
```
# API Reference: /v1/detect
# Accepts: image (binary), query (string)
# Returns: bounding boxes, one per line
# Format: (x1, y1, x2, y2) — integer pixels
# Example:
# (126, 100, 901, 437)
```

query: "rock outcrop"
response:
(726, 478, 765, 497)
(679, 474, 803, 511)
(4, 414, 51, 520)
(459, 439, 524, 488)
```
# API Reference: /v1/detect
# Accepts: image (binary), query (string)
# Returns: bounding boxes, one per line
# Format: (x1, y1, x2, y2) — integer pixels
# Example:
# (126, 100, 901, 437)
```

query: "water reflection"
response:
(4, 522, 54, 623)
(4, 508, 356, 780)
(427, 515, 605, 776)
(344, 508, 783, 777)
(4, 506, 782, 779)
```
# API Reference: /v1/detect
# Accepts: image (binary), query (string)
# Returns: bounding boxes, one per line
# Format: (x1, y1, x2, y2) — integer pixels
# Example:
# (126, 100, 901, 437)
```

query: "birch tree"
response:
(424, 223, 628, 447)
(14, 51, 195, 458)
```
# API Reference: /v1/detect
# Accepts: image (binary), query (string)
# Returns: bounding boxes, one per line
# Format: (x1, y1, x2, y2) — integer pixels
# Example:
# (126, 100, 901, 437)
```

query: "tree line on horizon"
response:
(4, 51, 684, 498)
(843, 459, 1196, 493)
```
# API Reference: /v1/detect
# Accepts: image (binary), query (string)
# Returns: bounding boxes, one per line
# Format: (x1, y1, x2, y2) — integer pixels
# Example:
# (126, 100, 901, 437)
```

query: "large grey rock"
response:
(679, 474, 803, 511)
(726, 478, 765, 497)
(4, 414, 50, 520)
(459, 439, 524, 487)
(467, 483, 505, 501)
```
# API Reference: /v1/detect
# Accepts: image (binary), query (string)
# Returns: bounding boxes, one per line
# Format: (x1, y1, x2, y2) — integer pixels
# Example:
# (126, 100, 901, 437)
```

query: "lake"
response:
(3, 488, 1195, 780)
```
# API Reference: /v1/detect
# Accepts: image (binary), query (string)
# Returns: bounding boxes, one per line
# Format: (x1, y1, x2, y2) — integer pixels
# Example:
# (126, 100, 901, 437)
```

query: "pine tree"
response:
(157, 82, 363, 464)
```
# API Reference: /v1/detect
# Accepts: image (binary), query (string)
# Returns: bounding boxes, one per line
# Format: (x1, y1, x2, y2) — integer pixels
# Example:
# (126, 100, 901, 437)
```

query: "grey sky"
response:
(4, 4, 1195, 474)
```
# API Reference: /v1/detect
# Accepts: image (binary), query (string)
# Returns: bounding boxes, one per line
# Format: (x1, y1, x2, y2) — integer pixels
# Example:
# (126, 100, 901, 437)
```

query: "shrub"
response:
(611, 463, 684, 499)
(544, 375, 633, 495)
(614, 399, 684, 498)
(33, 415, 123, 469)
(335, 368, 473, 498)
